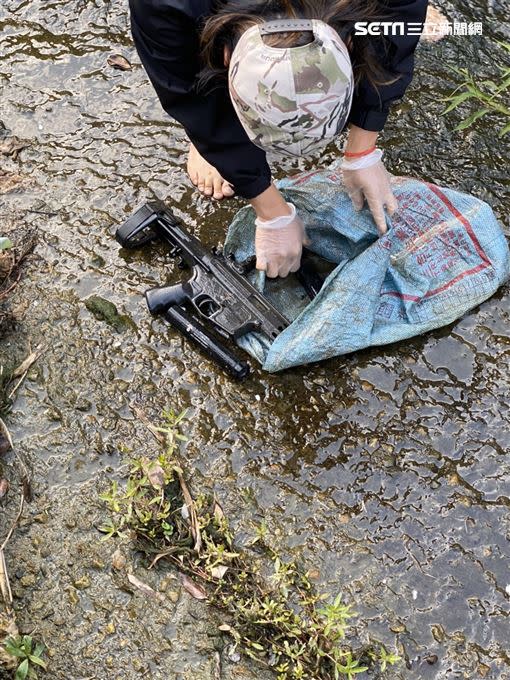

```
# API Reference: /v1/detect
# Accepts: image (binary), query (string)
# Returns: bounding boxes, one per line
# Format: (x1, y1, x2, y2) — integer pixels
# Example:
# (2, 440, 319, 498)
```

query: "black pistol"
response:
(116, 202, 293, 380)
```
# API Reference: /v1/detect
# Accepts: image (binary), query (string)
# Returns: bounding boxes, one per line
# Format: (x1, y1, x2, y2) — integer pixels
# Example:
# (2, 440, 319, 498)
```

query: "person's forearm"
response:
(345, 125, 379, 154)
(249, 184, 292, 220)
(249, 127, 380, 219)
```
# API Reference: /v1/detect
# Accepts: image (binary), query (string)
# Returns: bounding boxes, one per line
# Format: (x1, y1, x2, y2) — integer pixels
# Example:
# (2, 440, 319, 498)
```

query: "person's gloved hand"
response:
(341, 148, 398, 235)
(255, 202, 308, 278)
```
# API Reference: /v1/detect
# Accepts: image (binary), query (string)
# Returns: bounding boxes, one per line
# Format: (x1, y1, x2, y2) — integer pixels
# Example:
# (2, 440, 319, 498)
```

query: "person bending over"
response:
(129, 0, 428, 277)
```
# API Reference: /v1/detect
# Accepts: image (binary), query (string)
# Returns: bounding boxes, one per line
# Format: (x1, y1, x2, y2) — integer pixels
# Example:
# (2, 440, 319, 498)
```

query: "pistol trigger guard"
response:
(192, 293, 222, 320)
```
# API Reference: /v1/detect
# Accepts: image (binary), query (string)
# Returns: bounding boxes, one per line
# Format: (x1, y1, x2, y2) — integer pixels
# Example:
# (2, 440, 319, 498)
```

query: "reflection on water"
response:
(1, 0, 509, 677)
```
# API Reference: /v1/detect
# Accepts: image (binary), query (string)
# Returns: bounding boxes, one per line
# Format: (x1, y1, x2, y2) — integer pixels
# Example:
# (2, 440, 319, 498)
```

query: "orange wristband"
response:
(344, 146, 377, 159)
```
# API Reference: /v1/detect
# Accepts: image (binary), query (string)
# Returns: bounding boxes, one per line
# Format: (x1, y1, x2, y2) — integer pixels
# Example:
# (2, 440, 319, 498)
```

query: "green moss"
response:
(84, 296, 134, 333)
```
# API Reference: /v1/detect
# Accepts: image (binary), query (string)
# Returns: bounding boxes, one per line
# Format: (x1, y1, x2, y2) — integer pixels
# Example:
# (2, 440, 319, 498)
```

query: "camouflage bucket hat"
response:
(228, 19, 354, 158)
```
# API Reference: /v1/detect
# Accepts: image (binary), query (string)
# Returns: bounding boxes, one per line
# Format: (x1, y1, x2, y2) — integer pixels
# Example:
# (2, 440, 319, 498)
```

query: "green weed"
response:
(3, 635, 46, 680)
(443, 41, 510, 136)
(100, 411, 401, 679)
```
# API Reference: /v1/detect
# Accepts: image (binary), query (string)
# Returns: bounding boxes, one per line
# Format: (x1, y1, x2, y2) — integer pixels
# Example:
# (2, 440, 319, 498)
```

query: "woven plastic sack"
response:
(224, 162, 510, 373)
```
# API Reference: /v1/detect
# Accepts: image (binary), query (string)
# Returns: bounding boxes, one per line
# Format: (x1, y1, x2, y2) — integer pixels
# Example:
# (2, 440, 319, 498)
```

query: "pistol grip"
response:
(116, 204, 159, 249)
(146, 284, 188, 315)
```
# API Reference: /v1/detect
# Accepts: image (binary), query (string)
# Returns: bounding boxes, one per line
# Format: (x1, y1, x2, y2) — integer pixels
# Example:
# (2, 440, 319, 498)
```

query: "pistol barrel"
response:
(164, 306, 250, 381)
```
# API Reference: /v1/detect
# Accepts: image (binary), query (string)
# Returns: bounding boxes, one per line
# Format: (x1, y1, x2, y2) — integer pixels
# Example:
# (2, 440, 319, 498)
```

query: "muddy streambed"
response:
(0, 0, 509, 678)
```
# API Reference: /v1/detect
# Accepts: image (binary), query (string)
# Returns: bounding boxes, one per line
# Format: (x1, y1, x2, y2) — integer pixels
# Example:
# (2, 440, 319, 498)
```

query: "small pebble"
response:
(20, 574, 36, 587)
(0, 478, 9, 498)
(67, 588, 80, 605)
(390, 623, 406, 633)
(107, 54, 132, 71)
(424, 654, 438, 665)
(73, 574, 91, 589)
(112, 549, 126, 571)
(33, 512, 49, 524)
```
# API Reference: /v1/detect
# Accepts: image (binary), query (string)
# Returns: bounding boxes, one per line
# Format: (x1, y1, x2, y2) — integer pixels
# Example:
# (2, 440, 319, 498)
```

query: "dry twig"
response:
(0, 491, 25, 608)
(8, 346, 44, 401)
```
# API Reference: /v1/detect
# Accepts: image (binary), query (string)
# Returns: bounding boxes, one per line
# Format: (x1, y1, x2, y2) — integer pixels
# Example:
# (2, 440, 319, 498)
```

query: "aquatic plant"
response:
(100, 410, 400, 679)
(3, 635, 46, 680)
(443, 42, 510, 136)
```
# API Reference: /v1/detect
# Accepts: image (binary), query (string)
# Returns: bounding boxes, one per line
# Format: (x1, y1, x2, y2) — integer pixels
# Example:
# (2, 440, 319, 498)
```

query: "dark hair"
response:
(199, 0, 398, 91)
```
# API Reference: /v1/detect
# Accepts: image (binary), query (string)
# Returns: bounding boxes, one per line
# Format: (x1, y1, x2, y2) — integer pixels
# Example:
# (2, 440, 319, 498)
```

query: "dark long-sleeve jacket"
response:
(129, 0, 428, 199)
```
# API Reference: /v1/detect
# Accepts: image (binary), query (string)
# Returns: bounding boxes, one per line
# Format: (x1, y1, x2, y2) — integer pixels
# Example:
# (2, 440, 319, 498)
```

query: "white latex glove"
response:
(255, 202, 308, 278)
(341, 149, 399, 235)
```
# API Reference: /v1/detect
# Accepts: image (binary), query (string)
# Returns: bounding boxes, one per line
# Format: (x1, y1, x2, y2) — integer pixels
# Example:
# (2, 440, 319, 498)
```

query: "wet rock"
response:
(40, 545, 51, 558)
(82, 644, 97, 659)
(90, 254, 106, 268)
(0, 478, 9, 498)
(84, 296, 133, 333)
(33, 511, 49, 524)
(226, 643, 241, 663)
(20, 573, 36, 587)
(111, 548, 127, 571)
(132, 657, 144, 672)
(73, 574, 91, 589)
(424, 654, 439, 665)
(67, 588, 79, 605)
(75, 397, 92, 412)
(390, 623, 406, 633)
(107, 54, 132, 71)
(44, 406, 62, 421)
(158, 574, 175, 592)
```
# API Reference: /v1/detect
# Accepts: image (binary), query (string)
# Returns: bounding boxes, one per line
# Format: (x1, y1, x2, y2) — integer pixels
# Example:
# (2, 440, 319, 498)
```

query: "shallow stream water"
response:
(1, 0, 509, 678)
